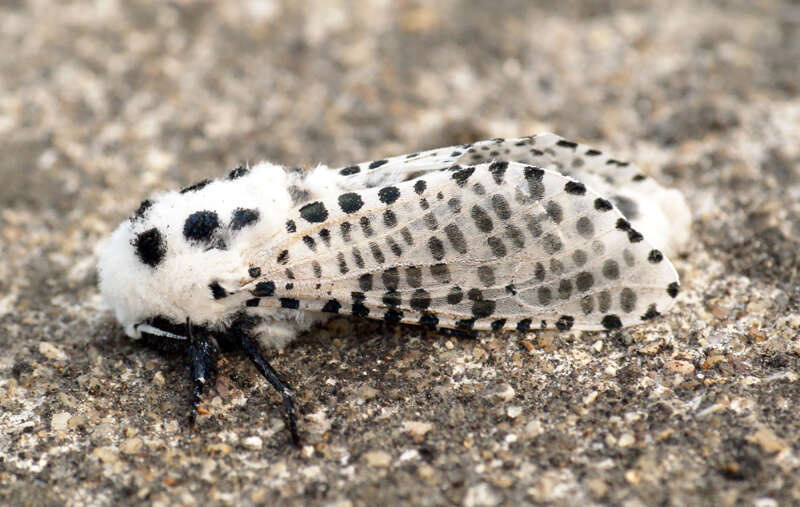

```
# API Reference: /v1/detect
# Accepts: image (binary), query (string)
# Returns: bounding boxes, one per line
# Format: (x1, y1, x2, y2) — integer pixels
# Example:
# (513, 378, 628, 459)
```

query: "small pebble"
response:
(39, 341, 67, 361)
(618, 433, 635, 447)
(205, 443, 232, 455)
(665, 360, 694, 374)
(51, 412, 71, 431)
(364, 450, 392, 468)
(506, 406, 523, 418)
(121, 437, 143, 454)
(93, 447, 119, 464)
(403, 421, 434, 442)
(242, 436, 263, 450)
(746, 428, 788, 453)
(494, 384, 515, 402)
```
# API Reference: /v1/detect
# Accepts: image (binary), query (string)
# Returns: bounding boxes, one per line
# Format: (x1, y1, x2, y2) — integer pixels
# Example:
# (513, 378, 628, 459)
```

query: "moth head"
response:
(97, 166, 291, 339)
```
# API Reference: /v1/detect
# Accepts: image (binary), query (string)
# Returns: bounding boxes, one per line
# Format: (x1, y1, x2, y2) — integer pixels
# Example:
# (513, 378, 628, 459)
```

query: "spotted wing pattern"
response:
(331, 133, 641, 189)
(240, 161, 680, 332)
(328, 133, 690, 256)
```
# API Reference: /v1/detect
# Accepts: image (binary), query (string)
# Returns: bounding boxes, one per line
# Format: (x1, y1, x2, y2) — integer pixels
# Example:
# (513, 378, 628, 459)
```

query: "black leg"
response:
(238, 333, 301, 447)
(186, 321, 218, 423)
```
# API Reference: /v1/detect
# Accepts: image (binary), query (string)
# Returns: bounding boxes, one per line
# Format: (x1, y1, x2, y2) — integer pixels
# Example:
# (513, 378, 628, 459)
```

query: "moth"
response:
(97, 133, 690, 445)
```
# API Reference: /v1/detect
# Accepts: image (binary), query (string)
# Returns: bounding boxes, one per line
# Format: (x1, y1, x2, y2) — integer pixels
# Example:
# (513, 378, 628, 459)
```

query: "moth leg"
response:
(238, 333, 301, 447)
(186, 323, 219, 423)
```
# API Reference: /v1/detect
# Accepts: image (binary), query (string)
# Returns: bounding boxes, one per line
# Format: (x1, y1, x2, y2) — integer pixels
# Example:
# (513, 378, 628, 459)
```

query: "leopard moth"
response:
(98, 133, 690, 445)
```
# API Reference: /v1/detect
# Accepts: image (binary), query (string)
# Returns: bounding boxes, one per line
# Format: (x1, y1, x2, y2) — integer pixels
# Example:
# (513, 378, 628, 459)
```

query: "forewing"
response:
(329, 133, 638, 188)
(240, 161, 680, 332)
(328, 133, 690, 256)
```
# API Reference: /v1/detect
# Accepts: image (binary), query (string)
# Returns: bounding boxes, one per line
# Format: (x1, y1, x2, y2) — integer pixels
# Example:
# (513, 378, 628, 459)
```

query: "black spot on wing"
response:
(648, 249, 664, 263)
(576, 272, 594, 292)
(360, 216, 374, 237)
(538, 286, 552, 305)
(488, 161, 508, 184)
(576, 217, 594, 238)
(254, 281, 275, 297)
(620, 288, 637, 312)
(667, 282, 680, 298)
(406, 266, 422, 288)
(378, 186, 400, 204)
(602, 260, 620, 280)
(471, 205, 493, 232)
(319, 228, 331, 246)
(555, 315, 574, 331)
(641, 303, 660, 321)
(302, 235, 317, 252)
(228, 165, 250, 179)
(277, 250, 289, 264)
(477, 266, 495, 286)
(180, 179, 211, 194)
(443, 224, 467, 254)
(472, 299, 495, 318)
(542, 233, 563, 254)
(358, 274, 373, 291)
(447, 286, 463, 304)
(410, 289, 432, 310)
(545, 201, 563, 223)
(564, 181, 586, 195)
(523, 166, 545, 200)
(594, 198, 613, 211)
(456, 318, 475, 330)
(299, 201, 328, 223)
(383, 209, 397, 228)
(601, 315, 622, 330)
(572, 249, 587, 266)
(382, 291, 400, 307)
(428, 237, 446, 260)
(419, 314, 439, 329)
(491, 195, 511, 220)
(451, 166, 475, 187)
(322, 299, 341, 313)
(490, 319, 506, 331)
(338, 193, 364, 213)
(382, 267, 400, 290)
(280, 298, 300, 309)
(430, 263, 450, 283)
(384, 309, 403, 323)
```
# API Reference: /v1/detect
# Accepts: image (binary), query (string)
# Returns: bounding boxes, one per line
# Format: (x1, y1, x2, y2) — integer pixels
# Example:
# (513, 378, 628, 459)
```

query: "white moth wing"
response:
(329, 133, 690, 257)
(238, 161, 680, 332)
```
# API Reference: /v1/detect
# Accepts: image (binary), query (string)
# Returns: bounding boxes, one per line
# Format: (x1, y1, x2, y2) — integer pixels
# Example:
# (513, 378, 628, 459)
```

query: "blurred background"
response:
(1, 1, 798, 505)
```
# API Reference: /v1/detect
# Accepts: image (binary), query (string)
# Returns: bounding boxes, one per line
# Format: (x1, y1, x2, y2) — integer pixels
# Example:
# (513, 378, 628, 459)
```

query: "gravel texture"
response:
(1, 1, 799, 505)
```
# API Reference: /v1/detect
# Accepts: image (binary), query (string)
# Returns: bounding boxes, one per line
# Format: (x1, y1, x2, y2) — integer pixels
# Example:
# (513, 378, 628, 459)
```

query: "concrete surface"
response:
(1, 1, 798, 505)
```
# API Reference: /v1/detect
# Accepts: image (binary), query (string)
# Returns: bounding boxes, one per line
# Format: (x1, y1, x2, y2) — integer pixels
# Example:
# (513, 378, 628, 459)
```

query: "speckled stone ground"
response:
(1, 1, 798, 505)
